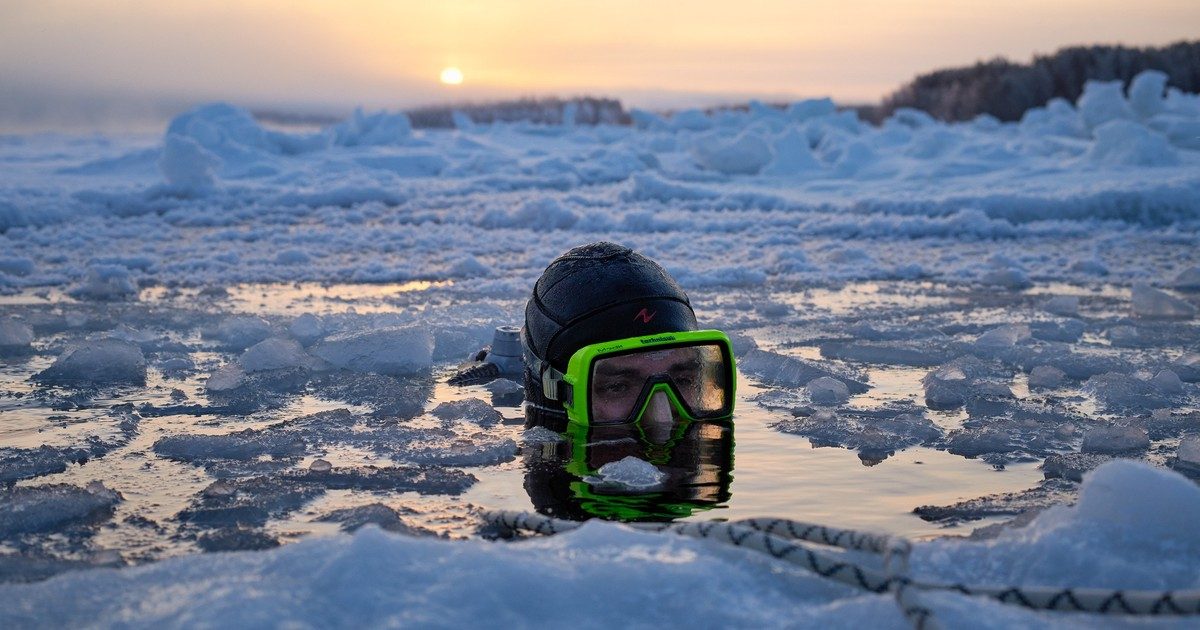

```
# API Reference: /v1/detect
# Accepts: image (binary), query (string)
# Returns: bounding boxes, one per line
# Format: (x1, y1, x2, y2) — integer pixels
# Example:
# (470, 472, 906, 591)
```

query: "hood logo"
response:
(634, 308, 657, 324)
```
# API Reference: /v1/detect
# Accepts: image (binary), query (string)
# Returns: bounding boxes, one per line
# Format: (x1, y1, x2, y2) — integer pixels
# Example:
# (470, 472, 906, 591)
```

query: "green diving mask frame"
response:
(539, 329, 737, 432)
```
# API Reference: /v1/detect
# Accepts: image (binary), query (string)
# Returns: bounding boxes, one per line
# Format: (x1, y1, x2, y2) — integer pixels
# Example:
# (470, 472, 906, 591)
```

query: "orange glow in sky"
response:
(2, 0, 1198, 111)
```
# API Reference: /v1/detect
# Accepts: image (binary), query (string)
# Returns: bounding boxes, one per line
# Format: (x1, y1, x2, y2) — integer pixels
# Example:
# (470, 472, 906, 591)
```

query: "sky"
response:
(1, 0, 1198, 129)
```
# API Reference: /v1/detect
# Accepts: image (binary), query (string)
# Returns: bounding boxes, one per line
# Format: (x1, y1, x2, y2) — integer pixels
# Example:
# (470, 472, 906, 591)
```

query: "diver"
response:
(458, 241, 738, 521)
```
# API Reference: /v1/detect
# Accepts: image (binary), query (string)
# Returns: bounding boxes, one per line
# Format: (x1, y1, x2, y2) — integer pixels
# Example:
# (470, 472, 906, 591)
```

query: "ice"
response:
(977, 267, 1030, 290)
(308, 459, 332, 473)
(158, 133, 221, 192)
(1151, 369, 1184, 394)
(943, 401, 1081, 462)
(67, 265, 138, 301)
(1174, 436, 1200, 476)
(207, 316, 274, 350)
(762, 129, 821, 175)
(584, 456, 667, 491)
(154, 429, 308, 462)
(1084, 372, 1171, 410)
(178, 477, 324, 528)
(805, 376, 850, 405)
(1172, 266, 1200, 290)
(430, 398, 503, 427)
(0, 318, 34, 355)
(1084, 119, 1179, 167)
(692, 131, 772, 175)
(288, 314, 325, 346)
(1127, 70, 1168, 120)
(318, 504, 435, 536)
(1040, 453, 1115, 482)
(921, 355, 1005, 410)
(774, 405, 941, 461)
(1169, 352, 1200, 382)
(311, 325, 435, 376)
(309, 372, 431, 419)
(1076, 80, 1136, 131)
(34, 339, 146, 386)
(973, 324, 1030, 350)
(0, 483, 121, 537)
(738, 347, 869, 393)
(913, 478, 1075, 524)
(205, 363, 246, 393)
(1040, 296, 1079, 317)
(1028, 319, 1083, 343)
(0, 446, 91, 484)
(196, 529, 280, 552)
(1026, 365, 1066, 389)
(1081, 425, 1150, 454)
(239, 337, 317, 372)
(1130, 283, 1196, 318)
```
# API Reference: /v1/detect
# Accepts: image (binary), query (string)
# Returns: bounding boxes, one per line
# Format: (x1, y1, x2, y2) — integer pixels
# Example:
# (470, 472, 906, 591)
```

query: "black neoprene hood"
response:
(523, 242, 698, 373)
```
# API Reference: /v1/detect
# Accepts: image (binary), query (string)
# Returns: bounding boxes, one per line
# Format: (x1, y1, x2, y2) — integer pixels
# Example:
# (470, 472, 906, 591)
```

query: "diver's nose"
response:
(641, 390, 675, 445)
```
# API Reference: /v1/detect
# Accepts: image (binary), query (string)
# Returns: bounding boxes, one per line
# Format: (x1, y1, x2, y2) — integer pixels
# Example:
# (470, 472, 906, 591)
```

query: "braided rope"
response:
(482, 510, 1200, 626)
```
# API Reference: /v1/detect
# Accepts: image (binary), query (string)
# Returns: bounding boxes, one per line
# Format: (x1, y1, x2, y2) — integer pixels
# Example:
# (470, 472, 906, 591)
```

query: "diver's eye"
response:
(598, 380, 631, 395)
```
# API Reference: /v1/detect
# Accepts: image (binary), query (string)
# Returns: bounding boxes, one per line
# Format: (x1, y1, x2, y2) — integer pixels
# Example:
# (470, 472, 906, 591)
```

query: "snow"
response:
(2, 462, 1197, 627)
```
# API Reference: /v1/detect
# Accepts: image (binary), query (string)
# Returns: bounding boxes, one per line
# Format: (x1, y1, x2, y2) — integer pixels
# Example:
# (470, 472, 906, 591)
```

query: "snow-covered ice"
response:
(1, 69, 1199, 624)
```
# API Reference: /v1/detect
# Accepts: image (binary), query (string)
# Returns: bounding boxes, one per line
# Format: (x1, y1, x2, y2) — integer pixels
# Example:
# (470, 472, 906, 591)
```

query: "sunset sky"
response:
(2, 0, 1197, 125)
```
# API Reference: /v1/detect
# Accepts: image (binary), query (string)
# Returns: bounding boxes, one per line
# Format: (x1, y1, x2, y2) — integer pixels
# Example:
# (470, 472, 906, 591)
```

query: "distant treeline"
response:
(871, 41, 1200, 123)
(407, 97, 627, 128)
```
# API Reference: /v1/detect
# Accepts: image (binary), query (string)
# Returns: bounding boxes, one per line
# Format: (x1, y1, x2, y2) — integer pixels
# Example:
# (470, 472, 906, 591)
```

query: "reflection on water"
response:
(523, 420, 734, 522)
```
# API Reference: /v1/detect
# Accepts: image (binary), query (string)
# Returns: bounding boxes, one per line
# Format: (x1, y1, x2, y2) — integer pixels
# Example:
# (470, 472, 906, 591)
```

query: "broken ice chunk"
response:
(0, 483, 122, 537)
(1028, 365, 1066, 389)
(1130, 284, 1196, 319)
(806, 376, 850, 405)
(289, 313, 325, 346)
(1173, 436, 1200, 476)
(239, 337, 316, 372)
(585, 456, 667, 491)
(431, 398, 502, 427)
(979, 268, 1031, 290)
(1081, 425, 1150, 454)
(0, 318, 34, 355)
(1151, 369, 1184, 394)
(1084, 372, 1171, 411)
(312, 325, 435, 375)
(67, 265, 138, 301)
(207, 316, 273, 350)
(738, 348, 869, 393)
(308, 459, 332, 473)
(1169, 353, 1200, 383)
(1041, 296, 1080, 317)
(34, 339, 147, 386)
(318, 504, 435, 536)
(1172, 266, 1200, 290)
(205, 363, 246, 393)
(974, 324, 1031, 350)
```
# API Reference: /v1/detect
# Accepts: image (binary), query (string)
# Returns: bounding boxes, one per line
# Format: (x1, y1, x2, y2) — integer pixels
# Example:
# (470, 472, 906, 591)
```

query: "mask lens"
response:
(589, 343, 728, 424)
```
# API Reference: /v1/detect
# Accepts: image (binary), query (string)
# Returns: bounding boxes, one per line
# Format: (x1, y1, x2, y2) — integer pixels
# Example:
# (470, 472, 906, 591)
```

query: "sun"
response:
(440, 67, 464, 85)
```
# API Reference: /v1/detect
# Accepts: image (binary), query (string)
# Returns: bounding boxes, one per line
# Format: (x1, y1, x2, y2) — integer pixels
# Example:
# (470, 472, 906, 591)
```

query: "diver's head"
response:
(522, 242, 734, 438)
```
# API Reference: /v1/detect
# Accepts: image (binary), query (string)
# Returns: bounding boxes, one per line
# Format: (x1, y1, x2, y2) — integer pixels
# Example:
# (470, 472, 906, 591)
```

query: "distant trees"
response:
(406, 97, 627, 128)
(876, 41, 1200, 123)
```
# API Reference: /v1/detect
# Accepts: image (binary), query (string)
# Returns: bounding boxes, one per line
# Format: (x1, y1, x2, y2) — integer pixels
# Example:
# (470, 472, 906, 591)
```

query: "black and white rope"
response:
(483, 510, 1200, 628)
